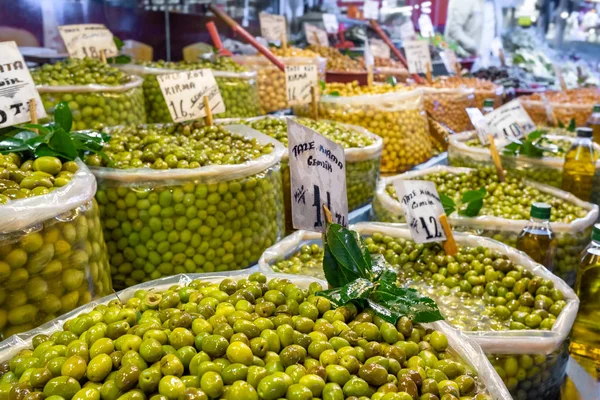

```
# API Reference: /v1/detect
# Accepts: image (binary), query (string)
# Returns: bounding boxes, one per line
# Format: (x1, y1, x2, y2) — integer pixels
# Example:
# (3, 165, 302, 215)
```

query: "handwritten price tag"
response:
(404, 40, 431, 75)
(440, 49, 458, 75)
(322, 14, 339, 34)
(260, 12, 286, 42)
(370, 39, 390, 59)
(288, 119, 348, 232)
(0, 42, 46, 129)
(58, 24, 118, 59)
(157, 69, 225, 123)
(363, 0, 380, 20)
(466, 108, 493, 145)
(305, 24, 329, 47)
(400, 21, 416, 41)
(394, 180, 447, 244)
(484, 100, 535, 140)
(286, 65, 318, 106)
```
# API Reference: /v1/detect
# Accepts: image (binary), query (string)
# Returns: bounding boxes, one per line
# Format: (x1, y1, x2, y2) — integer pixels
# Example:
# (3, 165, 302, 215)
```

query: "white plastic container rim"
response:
(36, 75, 144, 93)
(116, 63, 257, 80)
(375, 165, 599, 234)
(318, 87, 425, 111)
(0, 159, 96, 234)
(258, 222, 579, 355)
(0, 271, 513, 400)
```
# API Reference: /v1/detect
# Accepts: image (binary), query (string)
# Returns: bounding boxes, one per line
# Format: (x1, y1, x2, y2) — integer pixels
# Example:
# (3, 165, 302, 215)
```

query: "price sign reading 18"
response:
(287, 119, 348, 232)
(393, 180, 447, 244)
(259, 12, 286, 42)
(305, 24, 329, 47)
(58, 24, 118, 59)
(157, 69, 225, 123)
(404, 40, 431, 75)
(285, 65, 318, 106)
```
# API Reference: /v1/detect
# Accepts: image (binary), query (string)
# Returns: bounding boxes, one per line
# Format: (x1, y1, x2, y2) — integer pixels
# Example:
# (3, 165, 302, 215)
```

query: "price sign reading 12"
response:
(287, 119, 348, 232)
(393, 180, 447, 244)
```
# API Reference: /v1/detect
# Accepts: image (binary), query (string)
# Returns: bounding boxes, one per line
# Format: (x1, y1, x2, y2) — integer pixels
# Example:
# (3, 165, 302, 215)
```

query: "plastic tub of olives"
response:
(259, 222, 579, 400)
(447, 130, 600, 189)
(0, 271, 512, 400)
(421, 87, 475, 134)
(372, 165, 599, 287)
(86, 122, 286, 290)
(0, 159, 112, 339)
(294, 87, 432, 174)
(219, 116, 383, 233)
(118, 62, 261, 123)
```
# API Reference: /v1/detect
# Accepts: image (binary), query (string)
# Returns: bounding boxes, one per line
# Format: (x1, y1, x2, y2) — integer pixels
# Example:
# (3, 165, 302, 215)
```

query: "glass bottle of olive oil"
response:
(482, 98, 495, 115)
(516, 203, 557, 271)
(587, 104, 600, 145)
(561, 127, 596, 201)
(570, 223, 600, 361)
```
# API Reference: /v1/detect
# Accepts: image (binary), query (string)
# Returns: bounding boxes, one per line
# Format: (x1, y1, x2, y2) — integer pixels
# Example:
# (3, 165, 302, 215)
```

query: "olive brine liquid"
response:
(561, 127, 596, 201)
(516, 203, 557, 271)
(570, 223, 600, 361)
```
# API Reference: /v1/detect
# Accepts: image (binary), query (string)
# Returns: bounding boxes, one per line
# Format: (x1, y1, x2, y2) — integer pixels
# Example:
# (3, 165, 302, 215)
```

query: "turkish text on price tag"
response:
(259, 12, 286, 42)
(0, 41, 46, 129)
(322, 14, 339, 34)
(363, 0, 380, 20)
(58, 24, 118, 59)
(400, 21, 416, 41)
(370, 38, 390, 59)
(404, 40, 431, 75)
(305, 24, 329, 47)
(393, 180, 447, 244)
(465, 108, 494, 145)
(157, 69, 225, 123)
(286, 65, 318, 106)
(484, 99, 535, 140)
(440, 49, 458, 74)
(287, 119, 348, 232)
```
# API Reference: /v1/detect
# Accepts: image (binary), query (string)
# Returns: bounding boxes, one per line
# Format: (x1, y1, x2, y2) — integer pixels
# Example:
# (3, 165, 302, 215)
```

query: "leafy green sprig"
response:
(0, 102, 111, 163)
(440, 188, 486, 217)
(316, 223, 443, 324)
(502, 130, 564, 158)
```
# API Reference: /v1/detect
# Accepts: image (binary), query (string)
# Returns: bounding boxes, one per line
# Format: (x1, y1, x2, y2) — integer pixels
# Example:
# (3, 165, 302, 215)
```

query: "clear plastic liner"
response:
(117, 63, 261, 122)
(90, 124, 287, 290)
(293, 88, 431, 173)
(0, 161, 112, 339)
(422, 87, 475, 134)
(0, 272, 512, 400)
(372, 166, 599, 286)
(36, 76, 147, 130)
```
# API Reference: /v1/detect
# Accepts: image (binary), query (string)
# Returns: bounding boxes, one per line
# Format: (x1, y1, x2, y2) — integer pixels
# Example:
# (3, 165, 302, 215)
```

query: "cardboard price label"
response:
(288, 119, 348, 232)
(400, 21, 416, 41)
(0, 41, 46, 129)
(58, 24, 118, 59)
(322, 14, 339, 34)
(157, 69, 225, 123)
(259, 12, 286, 42)
(404, 40, 431, 75)
(305, 24, 329, 47)
(363, 0, 380, 20)
(484, 100, 535, 140)
(286, 65, 318, 106)
(394, 180, 447, 244)
(370, 39, 390, 59)
(466, 108, 493, 145)
(440, 49, 458, 75)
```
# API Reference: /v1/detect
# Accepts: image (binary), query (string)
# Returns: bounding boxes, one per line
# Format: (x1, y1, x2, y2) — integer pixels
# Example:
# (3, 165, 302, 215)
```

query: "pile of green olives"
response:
(243, 118, 381, 231)
(272, 244, 324, 278)
(0, 273, 493, 400)
(32, 58, 146, 130)
(85, 124, 284, 290)
(0, 155, 79, 204)
(127, 59, 260, 123)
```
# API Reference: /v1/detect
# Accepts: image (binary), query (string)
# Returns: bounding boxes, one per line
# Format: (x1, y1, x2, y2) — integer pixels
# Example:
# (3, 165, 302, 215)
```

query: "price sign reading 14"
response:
(287, 119, 348, 232)
(393, 180, 447, 244)
(58, 24, 118, 60)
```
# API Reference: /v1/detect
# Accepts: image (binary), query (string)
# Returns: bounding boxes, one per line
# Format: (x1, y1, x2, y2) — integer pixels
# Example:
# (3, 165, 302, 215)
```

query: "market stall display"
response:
(32, 58, 146, 130)
(519, 88, 600, 126)
(0, 272, 511, 400)
(118, 59, 261, 123)
(259, 223, 579, 400)
(372, 166, 598, 286)
(293, 82, 431, 173)
(84, 122, 286, 290)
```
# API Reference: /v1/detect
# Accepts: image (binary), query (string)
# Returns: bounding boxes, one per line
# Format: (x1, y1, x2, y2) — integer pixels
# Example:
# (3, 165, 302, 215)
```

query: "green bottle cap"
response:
(593, 104, 600, 113)
(483, 99, 495, 108)
(530, 202, 551, 220)
(577, 127, 593, 138)
(593, 224, 600, 242)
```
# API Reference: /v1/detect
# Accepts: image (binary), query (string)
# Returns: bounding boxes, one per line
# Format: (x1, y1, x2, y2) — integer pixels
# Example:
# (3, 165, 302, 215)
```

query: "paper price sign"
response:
(440, 49, 458, 75)
(400, 21, 416, 41)
(322, 14, 339, 34)
(260, 12, 286, 42)
(466, 108, 493, 145)
(58, 24, 118, 59)
(370, 39, 390, 59)
(305, 24, 329, 47)
(484, 100, 535, 140)
(0, 42, 46, 129)
(286, 65, 318, 106)
(157, 69, 225, 123)
(288, 119, 348, 232)
(363, 0, 380, 20)
(404, 40, 431, 75)
(394, 180, 447, 244)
